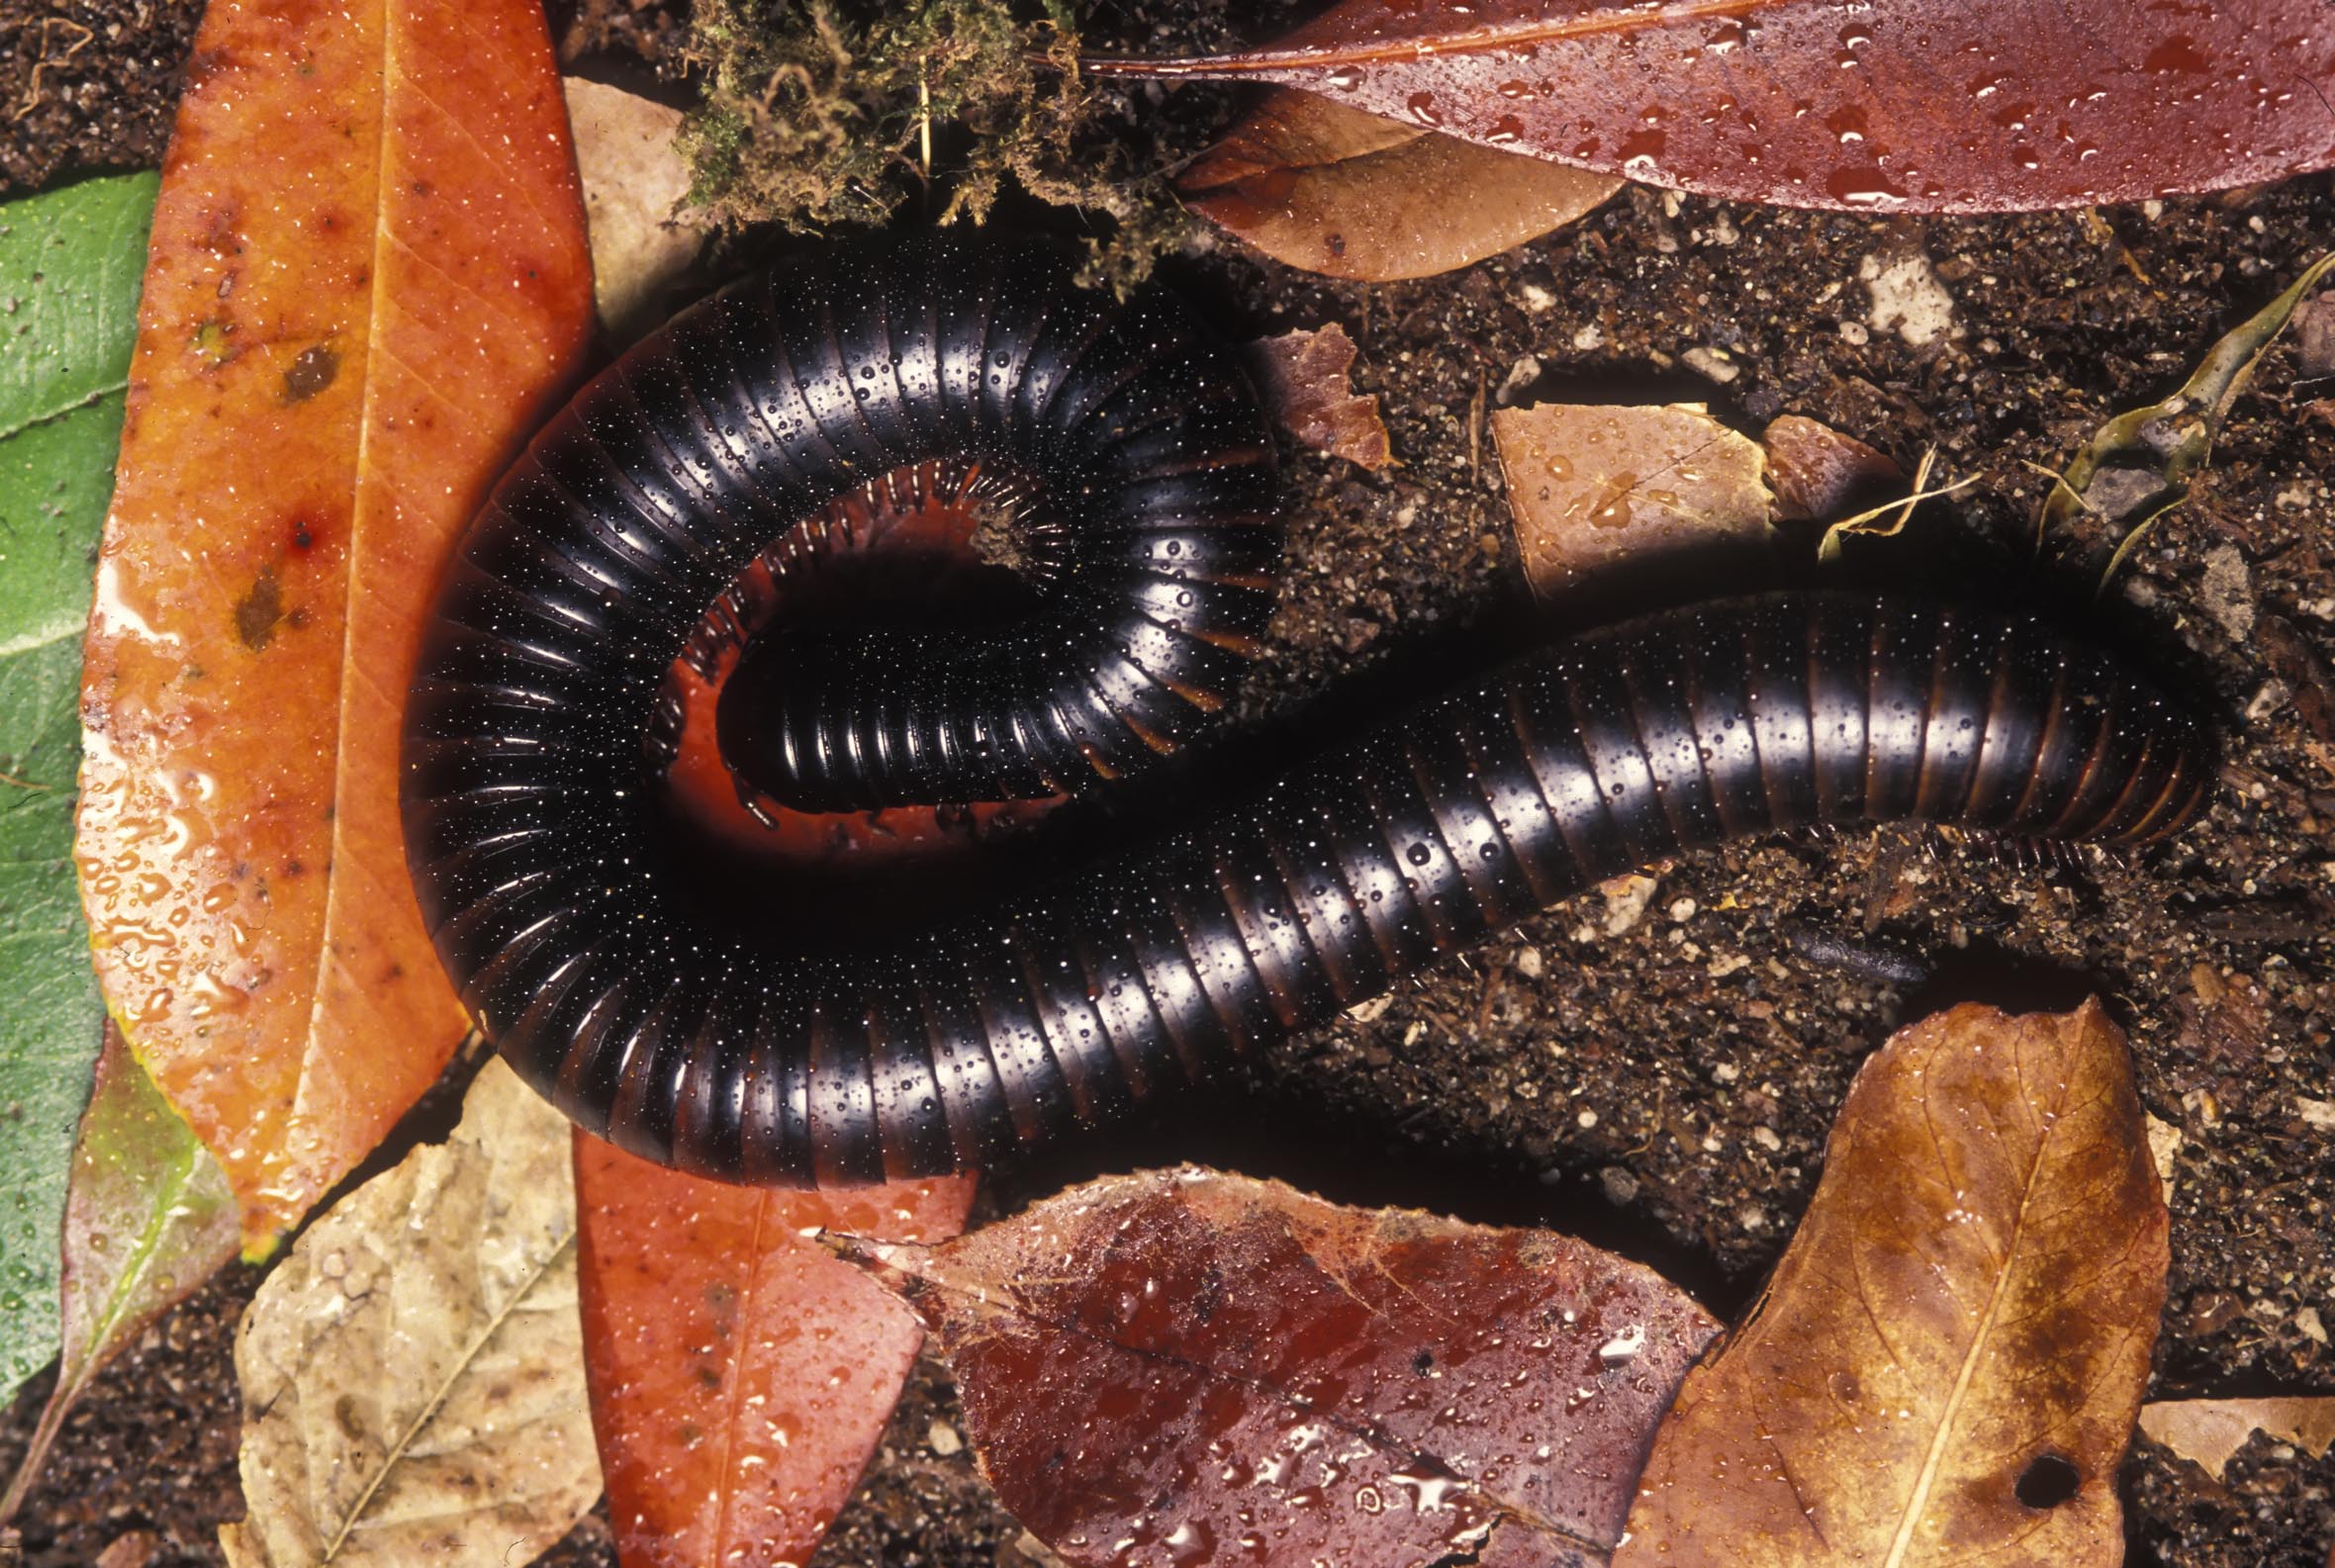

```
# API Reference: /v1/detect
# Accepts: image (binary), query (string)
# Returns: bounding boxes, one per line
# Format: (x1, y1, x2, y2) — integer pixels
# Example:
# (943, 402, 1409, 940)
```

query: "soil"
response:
(5, 2, 2335, 1566)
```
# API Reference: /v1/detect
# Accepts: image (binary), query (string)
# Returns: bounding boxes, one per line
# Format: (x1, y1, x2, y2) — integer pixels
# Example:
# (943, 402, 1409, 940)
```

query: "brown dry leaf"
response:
(841, 1166, 1720, 1568)
(1181, 88, 1620, 281)
(1246, 323, 1390, 470)
(1616, 1001, 2169, 1567)
(1760, 415, 1903, 522)
(2138, 1398, 2335, 1480)
(1494, 403, 1775, 600)
(217, 1059, 598, 1567)
(562, 76, 705, 340)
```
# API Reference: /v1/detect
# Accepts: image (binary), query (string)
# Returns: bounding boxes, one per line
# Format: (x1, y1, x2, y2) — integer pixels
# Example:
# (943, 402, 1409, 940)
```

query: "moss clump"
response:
(681, 0, 1188, 289)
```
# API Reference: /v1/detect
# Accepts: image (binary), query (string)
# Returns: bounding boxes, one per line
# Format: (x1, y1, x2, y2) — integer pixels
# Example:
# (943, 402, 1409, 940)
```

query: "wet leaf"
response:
(0, 169, 156, 1410)
(0, 1024, 238, 1525)
(1089, 1, 2335, 214)
(1759, 415, 1902, 523)
(1493, 402, 1774, 600)
(2046, 251, 2335, 574)
(1181, 88, 1619, 281)
(2139, 1397, 2335, 1481)
(1616, 1001, 2169, 1567)
(563, 77, 706, 341)
(840, 1166, 1720, 1568)
(1246, 323, 1391, 470)
(576, 1142, 975, 1568)
(218, 1058, 598, 1568)
(75, 0, 595, 1252)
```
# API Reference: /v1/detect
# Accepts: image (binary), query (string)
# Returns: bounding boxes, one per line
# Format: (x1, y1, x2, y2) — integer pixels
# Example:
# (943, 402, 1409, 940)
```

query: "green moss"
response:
(679, 0, 1189, 289)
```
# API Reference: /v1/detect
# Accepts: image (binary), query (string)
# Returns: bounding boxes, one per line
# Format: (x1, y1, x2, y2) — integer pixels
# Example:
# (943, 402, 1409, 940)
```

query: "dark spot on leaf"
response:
(2015, 1451, 2081, 1509)
(234, 566, 282, 650)
(1413, 1349, 1435, 1375)
(291, 518, 316, 551)
(1327, 232, 1347, 257)
(283, 344, 339, 404)
(283, 860, 303, 877)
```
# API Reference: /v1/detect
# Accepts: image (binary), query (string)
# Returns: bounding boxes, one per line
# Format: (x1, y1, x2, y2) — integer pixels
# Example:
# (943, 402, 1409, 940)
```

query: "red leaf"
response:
(575, 1137, 975, 1568)
(74, 0, 593, 1250)
(1091, 1, 2335, 213)
(841, 1167, 1719, 1567)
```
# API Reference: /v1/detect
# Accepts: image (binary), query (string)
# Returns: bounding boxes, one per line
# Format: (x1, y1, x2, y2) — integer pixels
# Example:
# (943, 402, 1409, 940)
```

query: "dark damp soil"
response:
(6, 2, 2335, 1565)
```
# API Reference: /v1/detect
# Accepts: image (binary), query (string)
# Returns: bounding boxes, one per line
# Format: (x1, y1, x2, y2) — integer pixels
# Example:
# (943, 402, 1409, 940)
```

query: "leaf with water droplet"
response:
(74, 0, 594, 1253)
(0, 170, 157, 1415)
(1494, 403, 1775, 602)
(837, 1166, 1719, 1568)
(1181, 88, 1619, 280)
(1091, 0, 2335, 214)
(1615, 1001, 2168, 1566)
(575, 1137, 975, 1568)
(0, 1023, 238, 1525)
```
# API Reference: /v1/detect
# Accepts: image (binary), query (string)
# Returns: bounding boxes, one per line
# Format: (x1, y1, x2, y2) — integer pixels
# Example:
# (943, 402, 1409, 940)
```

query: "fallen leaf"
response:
(1089, 2, 2335, 213)
(75, 0, 595, 1252)
(2144, 1112, 2183, 1209)
(0, 1024, 238, 1525)
(2295, 290, 2335, 382)
(841, 1166, 1720, 1568)
(563, 76, 706, 340)
(0, 169, 155, 1409)
(1493, 402, 1774, 599)
(575, 1139, 975, 1568)
(2138, 1397, 2335, 1481)
(1246, 323, 1391, 470)
(218, 1058, 599, 1568)
(1181, 88, 1619, 281)
(1759, 415, 1902, 522)
(1616, 1000, 2168, 1566)
(2045, 251, 2335, 582)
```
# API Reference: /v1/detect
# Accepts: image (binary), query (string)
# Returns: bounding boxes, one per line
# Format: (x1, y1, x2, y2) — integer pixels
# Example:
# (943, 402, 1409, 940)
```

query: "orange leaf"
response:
(75, 0, 593, 1252)
(576, 1136, 976, 1568)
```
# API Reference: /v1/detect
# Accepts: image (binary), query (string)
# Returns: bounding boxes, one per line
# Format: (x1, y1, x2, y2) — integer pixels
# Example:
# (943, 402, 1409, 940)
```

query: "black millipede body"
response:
(402, 235, 2213, 1188)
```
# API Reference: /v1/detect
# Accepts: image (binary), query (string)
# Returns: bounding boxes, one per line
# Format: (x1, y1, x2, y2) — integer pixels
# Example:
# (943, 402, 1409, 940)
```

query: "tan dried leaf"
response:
(1617, 1001, 2169, 1567)
(1181, 88, 1620, 282)
(1494, 403, 1775, 600)
(563, 77, 705, 340)
(1247, 323, 1390, 470)
(2139, 1398, 2335, 1480)
(218, 1060, 599, 1567)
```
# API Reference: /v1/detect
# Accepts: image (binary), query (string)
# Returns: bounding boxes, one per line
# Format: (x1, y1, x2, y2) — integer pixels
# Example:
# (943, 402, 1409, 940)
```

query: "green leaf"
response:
(0, 171, 159, 1409)
(0, 1026, 238, 1524)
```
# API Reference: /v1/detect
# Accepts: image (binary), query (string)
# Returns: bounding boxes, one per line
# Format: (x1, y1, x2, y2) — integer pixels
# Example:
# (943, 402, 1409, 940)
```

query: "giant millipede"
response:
(401, 234, 2212, 1187)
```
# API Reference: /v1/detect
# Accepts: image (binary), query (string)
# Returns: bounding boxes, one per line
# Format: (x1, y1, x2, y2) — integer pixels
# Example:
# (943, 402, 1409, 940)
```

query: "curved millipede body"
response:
(402, 236, 2213, 1188)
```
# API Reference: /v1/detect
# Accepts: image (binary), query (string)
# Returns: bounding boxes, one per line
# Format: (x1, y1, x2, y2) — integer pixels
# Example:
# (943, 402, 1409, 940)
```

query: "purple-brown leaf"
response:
(1247, 323, 1393, 469)
(1092, 0, 2335, 213)
(840, 1167, 1719, 1568)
